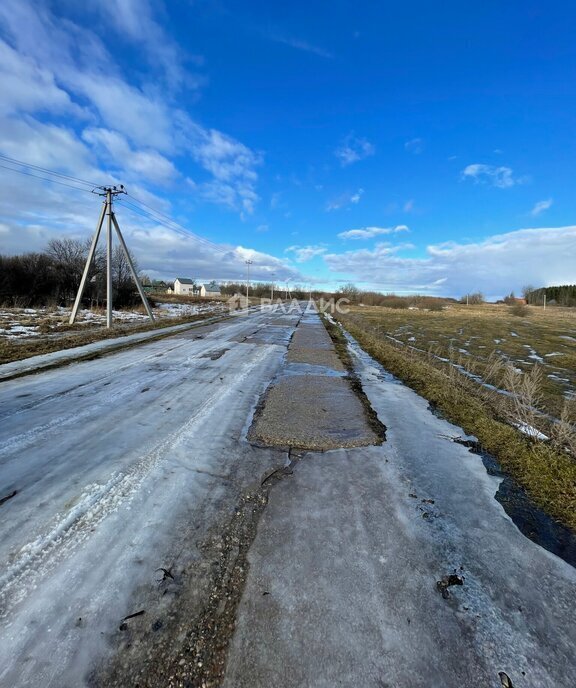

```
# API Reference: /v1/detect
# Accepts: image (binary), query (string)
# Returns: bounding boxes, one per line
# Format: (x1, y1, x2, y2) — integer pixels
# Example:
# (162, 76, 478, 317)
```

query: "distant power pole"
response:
(69, 185, 154, 328)
(245, 259, 253, 299)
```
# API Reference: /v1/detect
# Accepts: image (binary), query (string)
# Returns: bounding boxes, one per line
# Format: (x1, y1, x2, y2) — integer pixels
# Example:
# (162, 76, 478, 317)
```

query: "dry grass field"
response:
(346, 303, 576, 418)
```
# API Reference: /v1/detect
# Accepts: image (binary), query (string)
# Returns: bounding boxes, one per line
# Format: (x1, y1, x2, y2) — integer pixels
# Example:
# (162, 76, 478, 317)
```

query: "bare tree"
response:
(45, 238, 104, 304)
(522, 284, 536, 304)
(339, 282, 360, 302)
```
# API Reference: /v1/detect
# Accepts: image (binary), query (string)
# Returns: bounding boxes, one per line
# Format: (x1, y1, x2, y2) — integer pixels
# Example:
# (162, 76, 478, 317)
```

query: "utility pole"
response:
(245, 259, 253, 299)
(70, 185, 154, 328)
(106, 188, 113, 328)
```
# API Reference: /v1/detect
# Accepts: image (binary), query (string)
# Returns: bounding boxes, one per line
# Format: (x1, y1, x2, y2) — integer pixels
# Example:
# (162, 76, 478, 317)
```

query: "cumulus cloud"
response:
(338, 225, 409, 240)
(326, 188, 364, 211)
(461, 163, 526, 189)
(323, 226, 576, 299)
(530, 198, 553, 216)
(404, 138, 424, 154)
(82, 128, 178, 185)
(335, 134, 375, 166)
(285, 245, 327, 262)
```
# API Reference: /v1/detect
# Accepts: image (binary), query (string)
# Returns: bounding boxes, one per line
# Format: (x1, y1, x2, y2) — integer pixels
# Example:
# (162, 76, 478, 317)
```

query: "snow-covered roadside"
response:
(0, 302, 228, 340)
(0, 316, 227, 382)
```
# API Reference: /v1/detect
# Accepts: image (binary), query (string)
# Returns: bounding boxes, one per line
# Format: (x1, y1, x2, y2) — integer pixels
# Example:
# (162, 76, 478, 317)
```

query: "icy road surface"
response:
(0, 307, 301, 687)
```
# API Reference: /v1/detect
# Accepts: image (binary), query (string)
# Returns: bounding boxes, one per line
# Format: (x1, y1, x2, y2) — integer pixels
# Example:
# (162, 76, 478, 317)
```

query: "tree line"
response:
(0, 239, 144, 308)
(524, 285, 576, 307)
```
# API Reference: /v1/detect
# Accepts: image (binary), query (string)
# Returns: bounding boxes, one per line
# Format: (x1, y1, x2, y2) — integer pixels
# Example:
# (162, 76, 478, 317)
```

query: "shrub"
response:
(510, 302, 529, 317)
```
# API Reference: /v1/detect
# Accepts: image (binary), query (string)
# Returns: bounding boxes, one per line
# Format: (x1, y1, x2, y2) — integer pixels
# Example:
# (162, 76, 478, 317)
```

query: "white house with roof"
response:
(200, 281, 222, 297)
(172, 277, 195, 295)
(170, 278, 222, 297)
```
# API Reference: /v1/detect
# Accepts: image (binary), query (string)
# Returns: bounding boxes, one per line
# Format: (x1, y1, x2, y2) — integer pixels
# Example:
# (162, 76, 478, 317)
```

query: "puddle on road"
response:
(434, 415, 576, 571)
(482, 451, 576, 570)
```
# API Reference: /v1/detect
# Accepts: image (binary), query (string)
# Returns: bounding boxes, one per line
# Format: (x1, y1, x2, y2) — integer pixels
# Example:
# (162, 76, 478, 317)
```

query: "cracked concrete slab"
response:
(248, 311, 380, 450)
(248, 374, 379, 449)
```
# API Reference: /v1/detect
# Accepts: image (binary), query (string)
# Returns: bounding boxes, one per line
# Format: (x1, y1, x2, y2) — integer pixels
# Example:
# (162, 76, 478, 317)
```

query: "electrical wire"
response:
(117, 196, 238, 258)
(0, 153, 98, 188)
(0, 163, 96, 194)
(123, 194, 234, 255)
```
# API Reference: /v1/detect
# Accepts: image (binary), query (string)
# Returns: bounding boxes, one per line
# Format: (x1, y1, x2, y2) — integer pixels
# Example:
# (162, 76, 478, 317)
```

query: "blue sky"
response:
(1, 0, 576, 298)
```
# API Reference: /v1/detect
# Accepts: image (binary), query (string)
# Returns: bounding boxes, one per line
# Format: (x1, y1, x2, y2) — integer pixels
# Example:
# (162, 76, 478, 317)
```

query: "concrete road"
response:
(0, 305, 575, 688)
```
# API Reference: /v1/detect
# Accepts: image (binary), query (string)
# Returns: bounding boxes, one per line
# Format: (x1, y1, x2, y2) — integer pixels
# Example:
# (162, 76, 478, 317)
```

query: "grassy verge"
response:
(334, 313, 576, 533)
(0, 312, 225, 366)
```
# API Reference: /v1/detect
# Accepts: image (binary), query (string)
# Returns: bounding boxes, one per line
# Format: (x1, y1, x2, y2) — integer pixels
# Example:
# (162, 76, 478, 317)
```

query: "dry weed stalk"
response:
(502, 363, 545, 436)
(551, 399, 576, 456)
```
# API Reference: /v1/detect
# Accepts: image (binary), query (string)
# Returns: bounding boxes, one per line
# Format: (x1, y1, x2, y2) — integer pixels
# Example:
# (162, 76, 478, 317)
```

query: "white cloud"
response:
(461, 163, 526, 189)
(323, 226, 576, 299)
(82, 128, 177, 184)
(404, 138, 424, 154)
(335, 134, 375, 166)
(87, 0, 201, 91)
(285, 245, 327, 262)
(0, 0, 261, 215)
(326, 188, 364, 211)
(403, 199, 414, 212)
(338, 225, 409, 240)
(0, 39, 81, 117)
(530, 198, 553, 216)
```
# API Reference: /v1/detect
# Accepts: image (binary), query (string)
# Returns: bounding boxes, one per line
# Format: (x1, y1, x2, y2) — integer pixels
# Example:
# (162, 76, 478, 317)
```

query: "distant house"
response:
(144, 280, 167, 293)
(173, 277, 196, 295)
(203, 281, 221, 297)
(192, 281, 221, 297)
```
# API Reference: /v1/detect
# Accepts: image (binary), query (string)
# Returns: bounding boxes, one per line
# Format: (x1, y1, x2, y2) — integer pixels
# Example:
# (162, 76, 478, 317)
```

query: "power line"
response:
(124, 193, 235, 255)
(0, 163, 96, 194)
(117, 196, 239, 258)
(0, 153, 98, 188)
